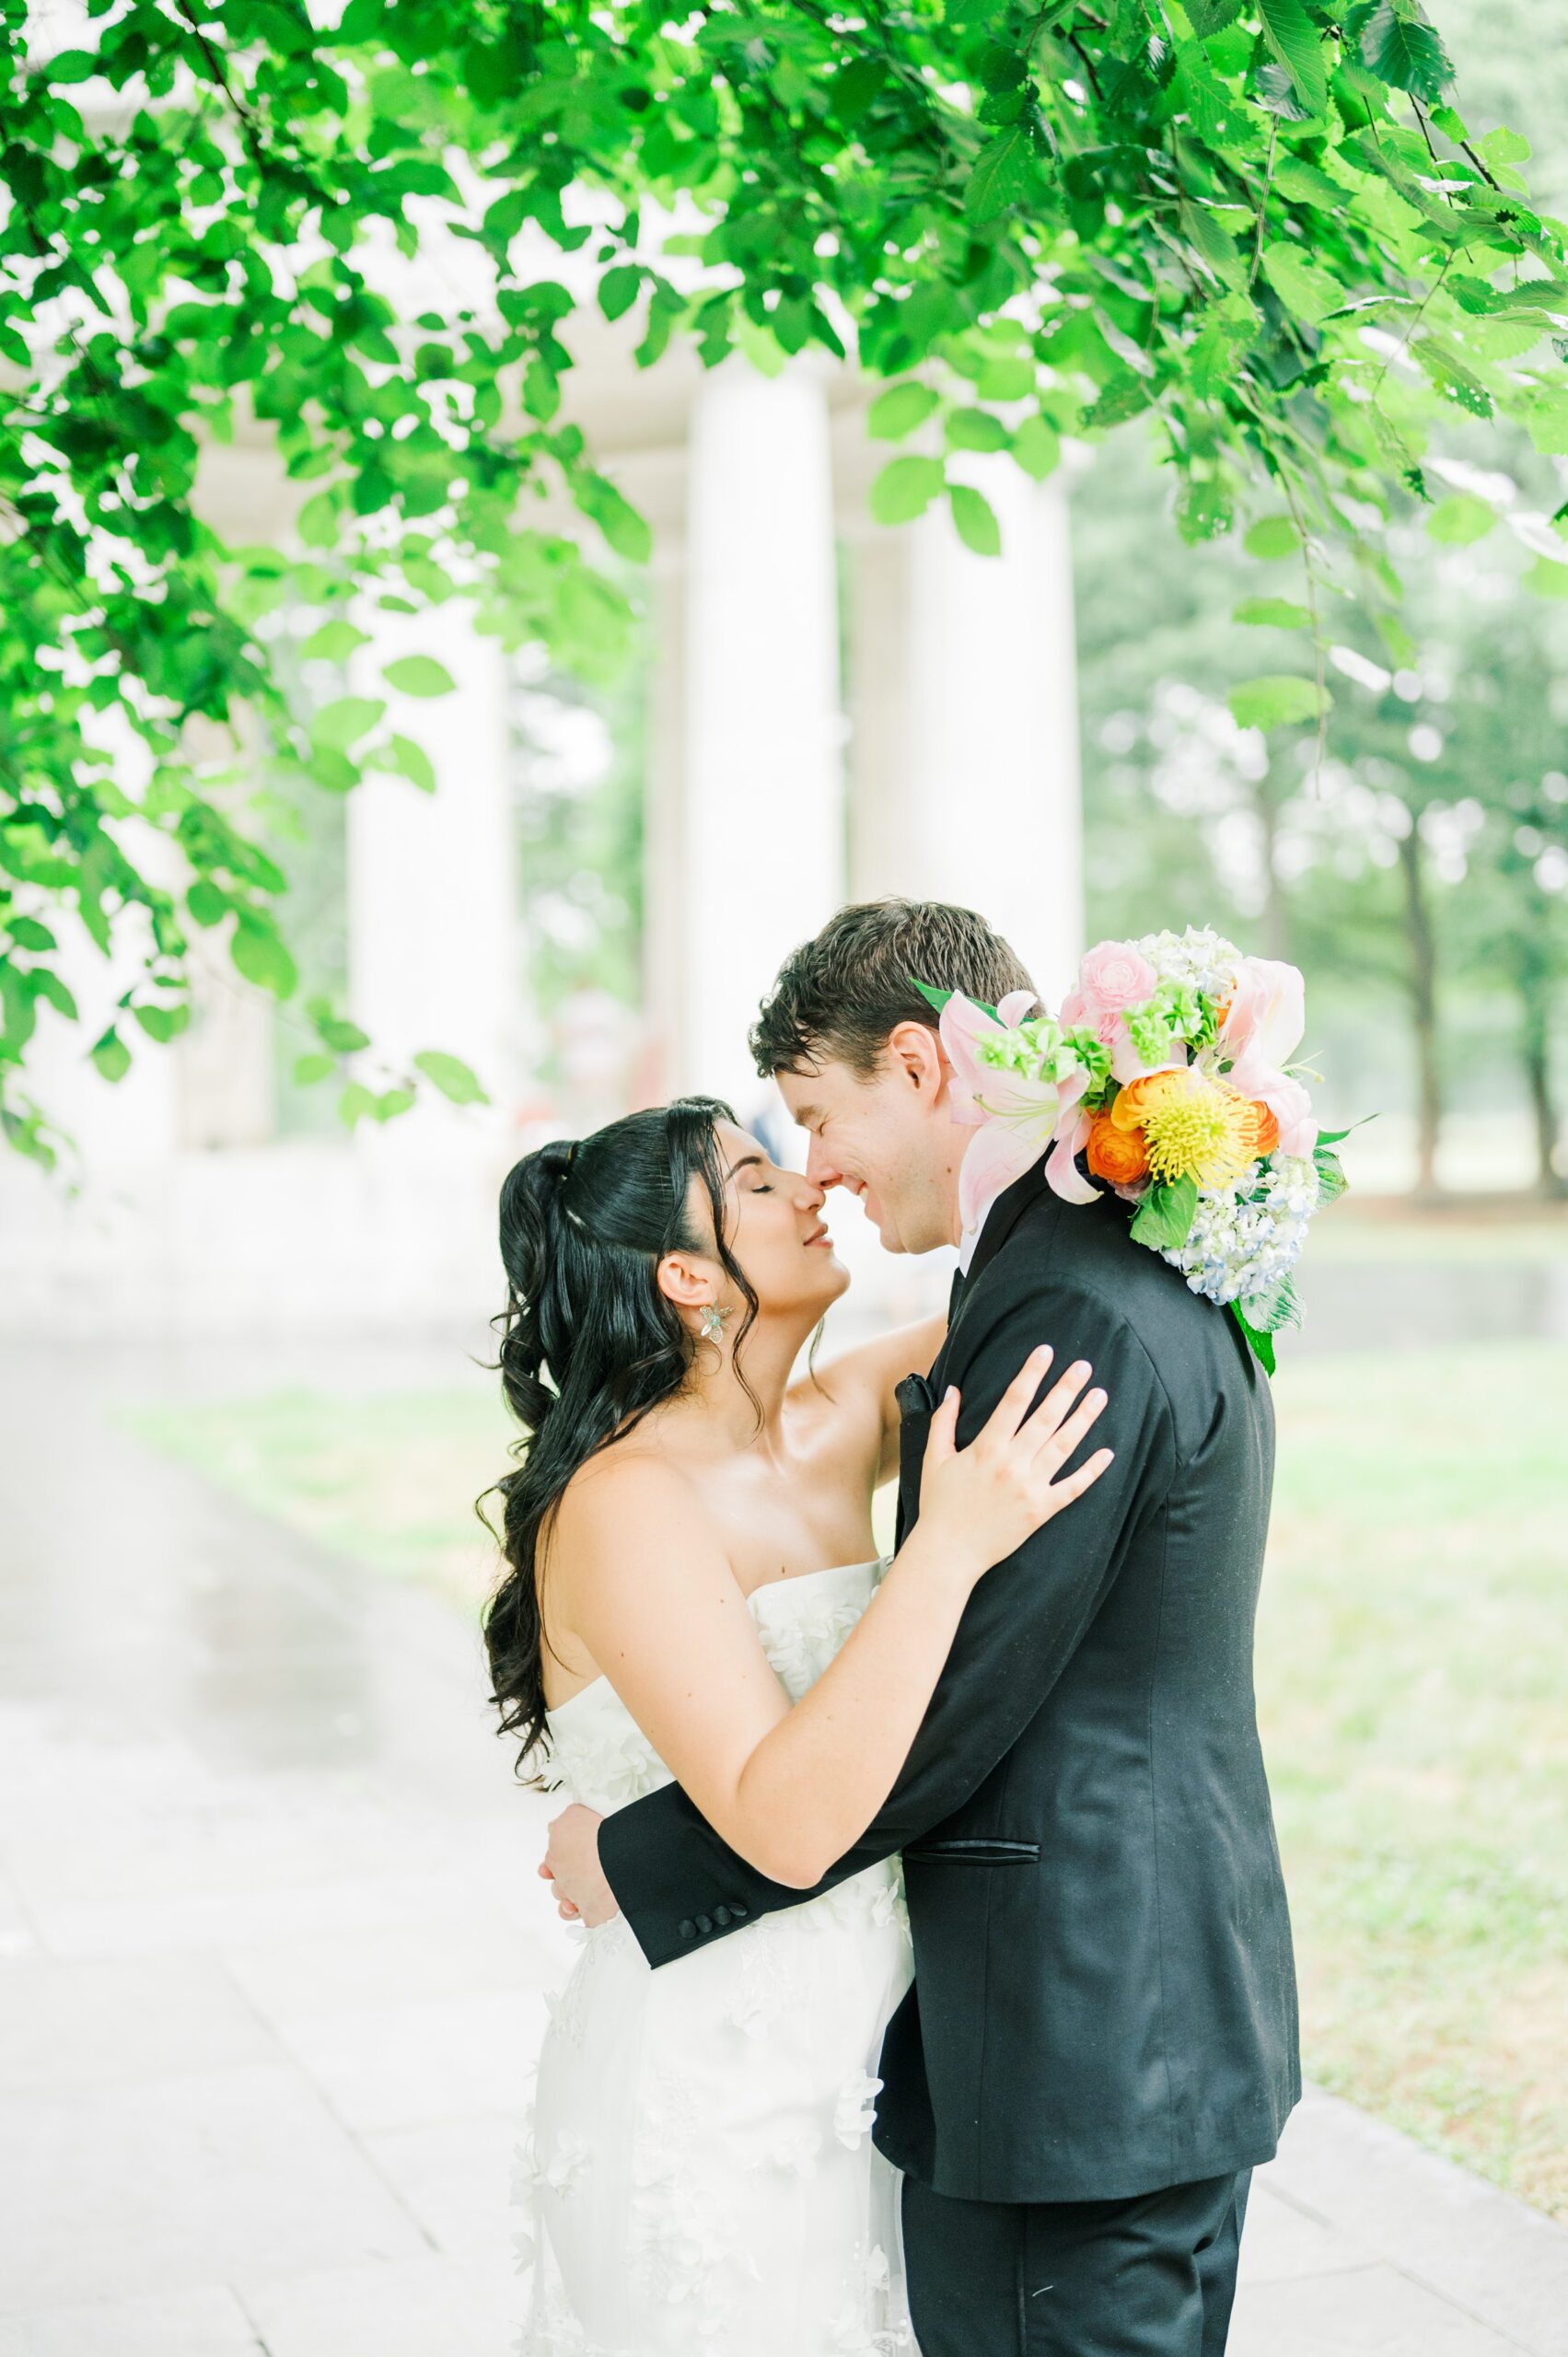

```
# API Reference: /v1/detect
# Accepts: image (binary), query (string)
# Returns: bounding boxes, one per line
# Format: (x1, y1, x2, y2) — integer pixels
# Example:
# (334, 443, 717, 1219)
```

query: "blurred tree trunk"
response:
(1523, 1021, 1563, 1197)
(1398, 826, 1443, 1199)
(1251, 772, 1289, 964)
(1517, 965, 1565, 1201)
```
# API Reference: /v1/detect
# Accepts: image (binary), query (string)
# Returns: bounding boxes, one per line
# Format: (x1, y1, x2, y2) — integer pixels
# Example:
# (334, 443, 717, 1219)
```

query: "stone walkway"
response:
(2, 1343, 1563, 2357)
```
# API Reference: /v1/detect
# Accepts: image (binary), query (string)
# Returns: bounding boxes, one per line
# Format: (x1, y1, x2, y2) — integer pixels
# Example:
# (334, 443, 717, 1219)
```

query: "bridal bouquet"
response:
(918, 926, 1353, 1374)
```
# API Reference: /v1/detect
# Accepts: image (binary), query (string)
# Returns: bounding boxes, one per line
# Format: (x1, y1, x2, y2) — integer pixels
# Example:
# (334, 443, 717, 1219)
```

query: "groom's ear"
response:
(887, 1019, 947, 1100)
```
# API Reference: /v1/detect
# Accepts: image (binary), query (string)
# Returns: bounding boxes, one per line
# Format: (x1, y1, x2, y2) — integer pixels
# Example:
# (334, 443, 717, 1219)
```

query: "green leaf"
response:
(311, 694, 385, 752)
(1180, 203, 1245, 287)
(132, 1002, 190, 1044)
(1313, 1144, 1349, 1205)
(1360, 0, 1452, 103)
(1272, 155, 1346, 208)
(293, 1051, 337, 1084)
(337, 1081, 380, 1128)
(577, 475, 653, 563)
(1191, 298, 1259, 401)
(311, 1004, 371, 1054)
(230, 917, 298, 1000)
(89, 1028, 131, 1083)
(1477, 125, 1530, 167)
(1010, 416, 1061, 481)
(1257, 0, 1329, 115)
(1230, 1300, 1276, 1375)
(1130, 1175, 1199, 1249)
(300, 619, 370, 663)
(1237, 1275, 1301, 1333)
(1260, 242, 1341, 325)
(910, 977, 1001, 1022)
(297, 490, 342, 549)
(1522, 558, 1568, 601)
(187, 880, 229, 928)
(946, 409, 1010, 455)
(949, 483, 1003, 556)
(6, 918, 56, 951)
(975, 355, 1036, 401)
(1233, 597, 1313, 629)
(1176, 474, 1234, 545)
(383, 656, 457, 698)
(1413, 338, 1493, 419)
(1228, 675, 1327, 730)
(1426, 494, 1494, 545)
(598, 265, 643, 322)
(45, 49, 101, 83)
(376, 734, 437, 793)
(965, 127, 1033, 224)
(870, 457, 946, 526)
(412, 1050, 490, 1104)
(867, 383, 940, 440)
(1244, 516, 1302, 560)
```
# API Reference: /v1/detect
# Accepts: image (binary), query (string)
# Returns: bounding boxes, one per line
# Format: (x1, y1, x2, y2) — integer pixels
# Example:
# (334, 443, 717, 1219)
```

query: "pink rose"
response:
(1075, 940, 1157, 1020)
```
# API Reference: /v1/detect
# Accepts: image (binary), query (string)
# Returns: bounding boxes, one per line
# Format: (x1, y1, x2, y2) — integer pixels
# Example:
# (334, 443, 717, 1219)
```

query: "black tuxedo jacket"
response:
(596, 1165, 1300, 2204)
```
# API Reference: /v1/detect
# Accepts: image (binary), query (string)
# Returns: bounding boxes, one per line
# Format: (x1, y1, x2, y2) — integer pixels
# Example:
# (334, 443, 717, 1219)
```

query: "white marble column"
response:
(674, 361, 845, 1117)
(849, 455, 1085, 1011)
(346, 598, 521, 1120)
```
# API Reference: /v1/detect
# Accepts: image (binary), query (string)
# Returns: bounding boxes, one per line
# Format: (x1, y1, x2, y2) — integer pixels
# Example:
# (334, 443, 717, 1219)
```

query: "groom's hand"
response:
(541, 1804, 619, 1926)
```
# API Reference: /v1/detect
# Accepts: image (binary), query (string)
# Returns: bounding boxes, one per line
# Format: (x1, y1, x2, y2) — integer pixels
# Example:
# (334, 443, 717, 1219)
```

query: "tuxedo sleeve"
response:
(597, 1274, 1178, 1968)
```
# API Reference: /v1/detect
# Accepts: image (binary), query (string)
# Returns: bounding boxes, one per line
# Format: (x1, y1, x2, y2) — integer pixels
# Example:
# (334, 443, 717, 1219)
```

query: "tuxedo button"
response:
(713, 1905, 731, 1926)
(695, 1913, 714, 1935)
(729, 1902, 748, 1918)
(678, 1919, 696, 1941)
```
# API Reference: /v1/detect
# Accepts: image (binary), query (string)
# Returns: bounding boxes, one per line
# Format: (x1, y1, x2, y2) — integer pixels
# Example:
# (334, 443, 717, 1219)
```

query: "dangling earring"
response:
(699, 1302, 732, 1344)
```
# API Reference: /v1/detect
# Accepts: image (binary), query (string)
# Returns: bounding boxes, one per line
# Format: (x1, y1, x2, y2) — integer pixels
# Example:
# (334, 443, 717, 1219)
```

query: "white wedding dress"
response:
(512, 1555, 918, 2356)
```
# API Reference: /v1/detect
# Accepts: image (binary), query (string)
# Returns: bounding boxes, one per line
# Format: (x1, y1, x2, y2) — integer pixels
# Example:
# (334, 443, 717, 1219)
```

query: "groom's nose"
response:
(805, 1136, 845, 1192)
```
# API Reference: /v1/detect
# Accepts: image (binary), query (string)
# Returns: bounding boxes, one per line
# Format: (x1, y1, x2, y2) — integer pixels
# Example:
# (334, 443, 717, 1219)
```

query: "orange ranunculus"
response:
(1247, 1099, 1281, 1156)
(1110, 1069, 1186, 1132)
(1086, 1112, 1151, 1186)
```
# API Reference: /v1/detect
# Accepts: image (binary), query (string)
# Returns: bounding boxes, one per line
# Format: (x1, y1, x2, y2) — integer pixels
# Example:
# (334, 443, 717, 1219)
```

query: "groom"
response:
(543, 898, 1299, 2354)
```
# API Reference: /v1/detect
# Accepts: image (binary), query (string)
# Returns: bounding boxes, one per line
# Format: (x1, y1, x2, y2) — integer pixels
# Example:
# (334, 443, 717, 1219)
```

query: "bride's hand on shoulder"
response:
(915, 1346, 1113, 1585)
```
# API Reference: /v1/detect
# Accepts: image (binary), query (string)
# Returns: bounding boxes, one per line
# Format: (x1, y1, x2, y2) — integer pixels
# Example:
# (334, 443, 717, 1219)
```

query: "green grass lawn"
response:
(127, 1337, 1568, 2218)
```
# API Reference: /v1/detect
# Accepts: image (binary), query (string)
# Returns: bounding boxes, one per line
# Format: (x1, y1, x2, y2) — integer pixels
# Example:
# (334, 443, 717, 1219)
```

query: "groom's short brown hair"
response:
(750, 898, 1035, 1078)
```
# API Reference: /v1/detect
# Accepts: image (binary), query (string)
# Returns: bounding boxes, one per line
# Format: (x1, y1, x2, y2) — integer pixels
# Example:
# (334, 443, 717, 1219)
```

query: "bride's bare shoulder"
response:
(552, 1439, 714, 1560)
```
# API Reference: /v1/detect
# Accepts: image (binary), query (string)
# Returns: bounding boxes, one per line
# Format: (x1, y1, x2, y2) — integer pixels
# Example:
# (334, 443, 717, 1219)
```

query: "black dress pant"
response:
(902, 2166, 1251, 2357)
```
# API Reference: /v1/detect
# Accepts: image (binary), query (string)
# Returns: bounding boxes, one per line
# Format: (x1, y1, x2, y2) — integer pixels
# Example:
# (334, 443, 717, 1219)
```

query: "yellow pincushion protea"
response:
(1111, 1068, 1263, 1189)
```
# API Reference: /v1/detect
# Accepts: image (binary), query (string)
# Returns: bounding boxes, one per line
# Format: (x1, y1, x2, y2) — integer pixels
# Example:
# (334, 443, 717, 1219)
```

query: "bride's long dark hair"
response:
(479, 1097, 760, 1779)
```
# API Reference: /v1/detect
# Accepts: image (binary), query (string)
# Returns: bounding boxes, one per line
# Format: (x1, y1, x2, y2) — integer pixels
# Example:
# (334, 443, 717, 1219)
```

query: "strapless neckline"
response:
(543, 1556, 885, 1724)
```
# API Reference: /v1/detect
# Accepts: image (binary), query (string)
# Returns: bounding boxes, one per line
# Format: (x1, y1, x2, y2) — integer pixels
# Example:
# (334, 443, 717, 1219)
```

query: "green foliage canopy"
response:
(1, 0, 1563, 1162)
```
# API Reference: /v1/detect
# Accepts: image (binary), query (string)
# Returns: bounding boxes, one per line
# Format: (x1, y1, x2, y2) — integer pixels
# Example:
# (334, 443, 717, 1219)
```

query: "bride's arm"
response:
(552, 1350, 1109, 1890)
(788, 1311, 949, 1486)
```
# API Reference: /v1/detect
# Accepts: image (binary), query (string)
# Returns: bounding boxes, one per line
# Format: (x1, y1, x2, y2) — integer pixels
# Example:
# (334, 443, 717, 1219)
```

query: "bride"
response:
(481, 1095, 1111, 2356)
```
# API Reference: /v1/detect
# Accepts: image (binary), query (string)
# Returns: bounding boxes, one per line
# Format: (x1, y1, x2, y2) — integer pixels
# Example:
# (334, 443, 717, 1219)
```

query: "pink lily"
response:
(958, 1119, 1049, 1236)
(1220, 958, 1307, 1070)
(938, 988, 1053, 1132)
(1219, 958, 1317, 1156)
(1045, 1065, 1101, 1206)
(1236, 1063, 1319, 1158)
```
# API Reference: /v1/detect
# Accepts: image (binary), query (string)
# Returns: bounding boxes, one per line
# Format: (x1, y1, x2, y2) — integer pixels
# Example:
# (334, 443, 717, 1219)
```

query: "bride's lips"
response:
(803, 1222, 832, 1248)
